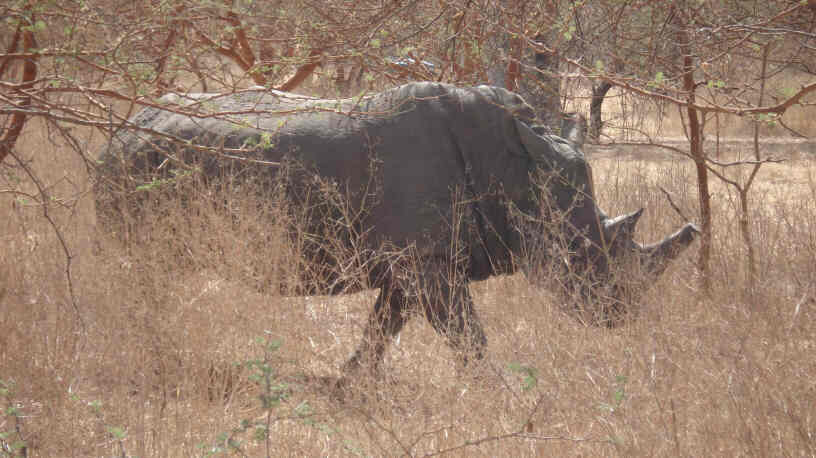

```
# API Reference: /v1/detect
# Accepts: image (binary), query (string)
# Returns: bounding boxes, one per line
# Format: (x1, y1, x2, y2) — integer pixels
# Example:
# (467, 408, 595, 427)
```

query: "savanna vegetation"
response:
(2, 0, 815, 456)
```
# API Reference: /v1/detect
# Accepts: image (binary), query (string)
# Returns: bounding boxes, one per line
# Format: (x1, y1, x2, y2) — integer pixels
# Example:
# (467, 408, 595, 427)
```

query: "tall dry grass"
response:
(1, 120, 815, 456)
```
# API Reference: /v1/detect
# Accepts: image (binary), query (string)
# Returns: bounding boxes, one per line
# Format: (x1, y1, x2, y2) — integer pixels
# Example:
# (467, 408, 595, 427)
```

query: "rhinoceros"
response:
(95, 82, 698, 372)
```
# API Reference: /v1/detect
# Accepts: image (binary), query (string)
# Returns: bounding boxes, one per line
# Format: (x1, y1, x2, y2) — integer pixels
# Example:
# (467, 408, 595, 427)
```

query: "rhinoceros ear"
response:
(560, 113, 586, 147)
(515, 119, 585, 166)
(603, 208, 644, 241)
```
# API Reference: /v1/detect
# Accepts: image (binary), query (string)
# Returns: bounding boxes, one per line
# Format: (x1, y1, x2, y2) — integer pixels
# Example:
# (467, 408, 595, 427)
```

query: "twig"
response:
(657, 186, 691, 223)
(8, 150, 85, 332)
(777, 118, 809, 138)
(706, 157, 785, 167)
(790, 286, 810, 332)
(277, 48, 324, 92)
(421, 430, 609, 457)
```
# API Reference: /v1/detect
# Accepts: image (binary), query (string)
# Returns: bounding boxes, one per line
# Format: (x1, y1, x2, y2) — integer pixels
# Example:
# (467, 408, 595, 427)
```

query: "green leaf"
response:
(253, 425, 268, 442)
(706, 79, 725, 89)
(295, 401, 313, 417)
(654, 71, 665, 84)
(107, 426, 127, 440)
(508, 362, 538, 391)
(613, 375, 627, 406)
(779, 86, 797, 98)
(259, 132, 274, 149)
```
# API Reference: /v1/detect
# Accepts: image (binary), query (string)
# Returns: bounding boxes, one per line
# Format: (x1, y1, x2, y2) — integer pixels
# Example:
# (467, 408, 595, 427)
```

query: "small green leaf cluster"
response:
(0, 380, 27, 457)
(200, 337, 287, 456)
(508, 362, 538, 391)
(598, 375, 628, 413)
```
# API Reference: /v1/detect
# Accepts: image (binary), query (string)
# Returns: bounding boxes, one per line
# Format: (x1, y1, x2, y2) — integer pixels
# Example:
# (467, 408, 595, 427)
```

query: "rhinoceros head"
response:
(515, 119, 699, 324)
(568, 207, 700, 324)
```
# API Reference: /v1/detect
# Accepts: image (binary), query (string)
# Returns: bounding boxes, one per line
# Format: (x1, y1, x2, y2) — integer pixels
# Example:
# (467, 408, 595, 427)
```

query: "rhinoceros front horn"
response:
(640, 223, 700, 276)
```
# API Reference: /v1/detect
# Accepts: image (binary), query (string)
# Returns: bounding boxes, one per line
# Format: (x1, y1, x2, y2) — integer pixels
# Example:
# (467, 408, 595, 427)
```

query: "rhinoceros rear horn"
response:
(603, 208, 644, 243)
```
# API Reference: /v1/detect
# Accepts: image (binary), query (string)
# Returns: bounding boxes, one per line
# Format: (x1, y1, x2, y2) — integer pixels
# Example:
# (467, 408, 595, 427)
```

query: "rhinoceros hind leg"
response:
(342, 281, 409, 376)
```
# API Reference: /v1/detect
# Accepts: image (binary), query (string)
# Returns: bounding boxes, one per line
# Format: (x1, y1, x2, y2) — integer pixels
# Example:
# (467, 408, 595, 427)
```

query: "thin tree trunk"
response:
(0, 15, 38, 165)
(589, 81, 613, 143)
(485, 0, 509, 89)
(740, 43, 771, 291)
(676, 9, 712, 292)
(533, 42, 562, 132)
(516, 0, 562, 133)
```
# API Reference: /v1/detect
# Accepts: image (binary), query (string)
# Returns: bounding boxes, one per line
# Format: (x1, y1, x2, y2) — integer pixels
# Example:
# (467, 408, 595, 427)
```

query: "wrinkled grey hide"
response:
(96, 82, 698, 372)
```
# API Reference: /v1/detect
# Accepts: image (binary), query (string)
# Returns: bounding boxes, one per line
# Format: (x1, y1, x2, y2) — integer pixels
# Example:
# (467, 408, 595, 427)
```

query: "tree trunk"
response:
(483, 1, 561, 132)
(588, 81, 613, 143)
(740, 43, 771, 292)
(0, 16, 38, 165)
(533, 43, 562, 133)
(689, 114, 712, 293)
(484, 0, 509, 89)
(676, 9, 712, 292)
(515, 34, 562, 133)
(517, 0, 562, 133)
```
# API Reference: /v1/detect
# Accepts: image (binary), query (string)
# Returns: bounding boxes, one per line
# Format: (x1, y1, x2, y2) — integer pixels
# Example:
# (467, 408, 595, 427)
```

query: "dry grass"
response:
(1, 118, 815, 457)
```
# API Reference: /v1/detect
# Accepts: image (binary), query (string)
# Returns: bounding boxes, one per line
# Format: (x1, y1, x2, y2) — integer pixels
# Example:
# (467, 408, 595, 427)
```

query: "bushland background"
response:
(1, 1, 815, 456)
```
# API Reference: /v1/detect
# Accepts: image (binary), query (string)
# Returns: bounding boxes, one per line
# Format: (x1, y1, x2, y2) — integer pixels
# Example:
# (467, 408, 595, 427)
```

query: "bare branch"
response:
(277, 48, 324, 92)
(224, 6, 257, 70)
(152, 5, 188, 93)
(7, 148, 85, 331)
(190, 21, 265, 85)
(777, 117, 809, 138)
(658, 186, 692, 224)
(524, 11, 816, 119)
(705, 157, 785, 167)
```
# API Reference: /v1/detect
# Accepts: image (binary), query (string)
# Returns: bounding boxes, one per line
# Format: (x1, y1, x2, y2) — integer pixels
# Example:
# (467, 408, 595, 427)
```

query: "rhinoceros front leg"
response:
(342, 281, 410, 376)
(418, 267, 487, 366)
